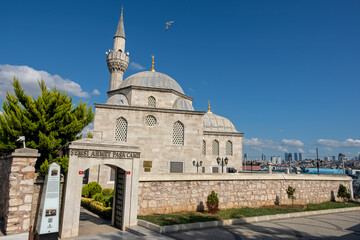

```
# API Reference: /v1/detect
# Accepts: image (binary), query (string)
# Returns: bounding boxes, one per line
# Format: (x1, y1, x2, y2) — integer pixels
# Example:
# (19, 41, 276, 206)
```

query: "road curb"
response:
(137, 206, 360, 234)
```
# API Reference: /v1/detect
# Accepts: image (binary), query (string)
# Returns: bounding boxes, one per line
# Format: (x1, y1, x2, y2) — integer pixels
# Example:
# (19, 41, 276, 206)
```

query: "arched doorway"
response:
(59, 139, 140, 239)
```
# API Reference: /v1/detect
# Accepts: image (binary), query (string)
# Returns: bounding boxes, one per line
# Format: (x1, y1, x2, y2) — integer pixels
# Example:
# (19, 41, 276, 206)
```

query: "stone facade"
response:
(137, 174, 352, 215)
(0, 148, 39, 235)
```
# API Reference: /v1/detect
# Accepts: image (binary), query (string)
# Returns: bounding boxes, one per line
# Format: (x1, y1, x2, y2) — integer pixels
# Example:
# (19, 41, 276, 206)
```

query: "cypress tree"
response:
(0, 78, 94, 169)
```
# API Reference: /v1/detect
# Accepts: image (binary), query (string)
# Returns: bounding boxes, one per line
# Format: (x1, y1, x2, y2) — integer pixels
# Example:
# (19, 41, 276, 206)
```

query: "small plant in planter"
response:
(337, 184, 351, 202)
(286, 186, 296, 206)
(206, 191, 219, 214)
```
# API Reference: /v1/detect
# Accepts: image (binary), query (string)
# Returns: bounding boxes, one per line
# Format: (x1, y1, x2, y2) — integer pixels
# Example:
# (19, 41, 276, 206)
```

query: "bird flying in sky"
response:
(165, 21, 174, 31)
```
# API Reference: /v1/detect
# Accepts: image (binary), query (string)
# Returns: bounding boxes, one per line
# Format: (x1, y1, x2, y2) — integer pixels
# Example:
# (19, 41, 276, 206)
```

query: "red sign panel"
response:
(79, 171, 84, 175)
(126, 171, 131, 175)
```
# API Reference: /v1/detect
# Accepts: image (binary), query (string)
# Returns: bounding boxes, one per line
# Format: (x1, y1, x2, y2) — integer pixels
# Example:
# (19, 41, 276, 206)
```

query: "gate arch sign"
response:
(59, 138, 140, 239)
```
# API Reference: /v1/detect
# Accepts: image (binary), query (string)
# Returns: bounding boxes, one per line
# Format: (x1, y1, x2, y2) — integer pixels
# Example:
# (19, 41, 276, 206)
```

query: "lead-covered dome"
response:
(118, 71, 184, 94)
(203, 112, 237, 132)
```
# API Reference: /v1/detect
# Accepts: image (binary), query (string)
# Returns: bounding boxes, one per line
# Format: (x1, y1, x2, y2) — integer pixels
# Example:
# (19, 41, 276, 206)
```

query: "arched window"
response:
(148, 96, 156, 107)
(172, 121, 184, 145)
(202, 140, 206, 155)
(226, 140, 233, 156)
(212, 140, 219, 155)
(115, 117, 127, 142)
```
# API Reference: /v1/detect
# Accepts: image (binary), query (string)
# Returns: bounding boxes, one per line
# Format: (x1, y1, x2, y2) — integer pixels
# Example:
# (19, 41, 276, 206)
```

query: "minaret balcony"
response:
(106, 51, 129, 62)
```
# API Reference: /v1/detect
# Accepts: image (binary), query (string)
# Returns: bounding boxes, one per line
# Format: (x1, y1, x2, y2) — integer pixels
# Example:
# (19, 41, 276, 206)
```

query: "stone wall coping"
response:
(64, 138, 141, 152)
(139, 173, 352, 182)
(137, 207, 360, 234)
(1, 148, 40, 159)
(94, 103, 205, 116)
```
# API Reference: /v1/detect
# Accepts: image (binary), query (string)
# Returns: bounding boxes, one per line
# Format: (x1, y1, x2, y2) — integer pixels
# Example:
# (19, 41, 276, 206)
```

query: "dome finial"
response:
(208, 100, 212, 113)
(150, 55, 155, 72)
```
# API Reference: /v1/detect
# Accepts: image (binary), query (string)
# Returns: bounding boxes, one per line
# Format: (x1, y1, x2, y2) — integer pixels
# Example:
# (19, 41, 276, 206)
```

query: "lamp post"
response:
(244, 153, 248, 171)
(216, 157, 229, 173)
(288, 153, 292, 173)
(339, 153, 345, 175)
(193, 160, 203, 173)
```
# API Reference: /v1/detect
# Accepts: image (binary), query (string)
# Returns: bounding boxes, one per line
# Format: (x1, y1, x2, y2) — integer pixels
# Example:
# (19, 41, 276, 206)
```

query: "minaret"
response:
(107, 7, 129, 91)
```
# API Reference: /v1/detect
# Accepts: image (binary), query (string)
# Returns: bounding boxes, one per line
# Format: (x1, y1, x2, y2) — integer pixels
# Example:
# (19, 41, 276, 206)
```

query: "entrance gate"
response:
(59, 139, 140, 238)
(114, 168, 125, 229)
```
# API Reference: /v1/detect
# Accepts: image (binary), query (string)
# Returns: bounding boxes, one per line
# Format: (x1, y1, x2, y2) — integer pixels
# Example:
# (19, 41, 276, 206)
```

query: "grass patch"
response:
(138, 201, 360, 226)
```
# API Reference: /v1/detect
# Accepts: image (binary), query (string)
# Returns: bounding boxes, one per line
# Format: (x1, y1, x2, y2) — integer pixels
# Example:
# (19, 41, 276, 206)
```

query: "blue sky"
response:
(0, 0, 359, 159)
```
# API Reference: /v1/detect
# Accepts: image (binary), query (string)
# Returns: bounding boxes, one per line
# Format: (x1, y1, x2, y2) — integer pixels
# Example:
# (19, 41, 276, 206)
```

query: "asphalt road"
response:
(71, 209, 360, 240)
(164, 210, 360, 240)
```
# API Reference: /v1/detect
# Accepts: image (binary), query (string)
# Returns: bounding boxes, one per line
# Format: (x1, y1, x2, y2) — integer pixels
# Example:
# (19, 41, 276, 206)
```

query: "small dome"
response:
(172, 98, 194, 111)
(203, 112, 237, 132)
(118, 71, 184, 94)
(106, 94, 129, 105)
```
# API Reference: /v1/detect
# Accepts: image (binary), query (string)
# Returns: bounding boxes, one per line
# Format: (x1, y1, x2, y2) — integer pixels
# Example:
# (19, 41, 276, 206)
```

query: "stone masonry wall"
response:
(0, 148, 39, 236)
(138, 174, 352, 216)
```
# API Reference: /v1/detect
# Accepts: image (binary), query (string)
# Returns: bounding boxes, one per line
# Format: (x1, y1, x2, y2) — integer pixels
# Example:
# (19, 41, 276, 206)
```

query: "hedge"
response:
(81, 197, 112, 219)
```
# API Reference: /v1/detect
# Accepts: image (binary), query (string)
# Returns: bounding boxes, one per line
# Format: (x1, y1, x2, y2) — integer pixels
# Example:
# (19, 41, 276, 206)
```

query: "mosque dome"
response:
(203, 112, 237, 132)
(172, 98, 194, 111)
(118, 71, 184, 94)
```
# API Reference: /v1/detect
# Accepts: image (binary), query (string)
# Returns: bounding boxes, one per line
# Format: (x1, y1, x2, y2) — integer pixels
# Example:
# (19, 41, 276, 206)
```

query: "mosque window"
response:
(202, 140, 206, 155)
(145, 115, 157, 127)
(173, 121, 184, 145)
(226, 140, 233, 156)
(212, 166, 219, 173)
(148, 96, 156, 107)
(169, 161, 184, 173)
(115, 117, 127, 142)
(212, 140, 219, 155)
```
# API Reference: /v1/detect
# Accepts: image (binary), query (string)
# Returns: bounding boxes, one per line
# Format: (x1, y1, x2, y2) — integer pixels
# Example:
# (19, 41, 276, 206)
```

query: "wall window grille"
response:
(145, 115, 157, 127)
(115, 117, 127, 142)
(212, 166, 219, 173)
(202, 140, 206, 155)
(212, 140, 219, 155)
(109, 168, 116, 181)
(148, 96, 156, 107)
(169, 161, 184, 173)
(226, 140, 233, 156)
(172, 121, 184, 145)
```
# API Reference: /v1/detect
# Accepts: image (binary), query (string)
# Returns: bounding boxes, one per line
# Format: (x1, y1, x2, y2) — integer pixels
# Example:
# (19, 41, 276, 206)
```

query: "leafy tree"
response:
(0, 78, 94, 169)
(286, 186, 296, 206)
(206, 191, 219, 214)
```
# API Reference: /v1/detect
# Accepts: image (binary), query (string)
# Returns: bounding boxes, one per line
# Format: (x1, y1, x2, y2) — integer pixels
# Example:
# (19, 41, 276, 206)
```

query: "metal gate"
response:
(114, 168, 125, 229)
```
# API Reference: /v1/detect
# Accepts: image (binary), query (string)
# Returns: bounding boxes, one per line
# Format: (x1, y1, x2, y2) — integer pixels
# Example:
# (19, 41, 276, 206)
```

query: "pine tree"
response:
(0, 78, 94, 169)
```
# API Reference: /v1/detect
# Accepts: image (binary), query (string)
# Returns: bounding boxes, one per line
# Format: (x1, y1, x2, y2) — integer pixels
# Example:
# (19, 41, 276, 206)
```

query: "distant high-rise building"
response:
(277, 156, 282, 165)
(285, 153, 289, 162)
(261, 154, 266, 161)
(294, 153, 298, 161)
(324, 156, 330, 161)
(299, 153, 303, 161)
(331, 156, 336, 161)
(271, 156, 276, 164)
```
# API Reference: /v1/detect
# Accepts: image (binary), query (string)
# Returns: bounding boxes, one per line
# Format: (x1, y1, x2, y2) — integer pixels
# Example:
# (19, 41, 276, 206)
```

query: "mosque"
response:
(87, 9, 244, 185)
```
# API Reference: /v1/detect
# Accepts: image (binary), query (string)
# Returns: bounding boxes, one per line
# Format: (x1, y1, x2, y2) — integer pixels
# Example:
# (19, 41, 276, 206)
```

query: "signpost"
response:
(36, 163, 61, 239)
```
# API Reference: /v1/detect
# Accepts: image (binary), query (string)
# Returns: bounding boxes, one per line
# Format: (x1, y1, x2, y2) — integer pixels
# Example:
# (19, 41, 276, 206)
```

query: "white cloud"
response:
(129, 62, 145, 71)
(0, 64, 89, 99)
(92, 89, 100, 95)
(281, 139, 304, 147)
(317, 138, 360, 148)
(298, 148, 304, 153)
(80, 122, 94, 137)
(243, 138, 288, 152)
(324, 147, 333, 152)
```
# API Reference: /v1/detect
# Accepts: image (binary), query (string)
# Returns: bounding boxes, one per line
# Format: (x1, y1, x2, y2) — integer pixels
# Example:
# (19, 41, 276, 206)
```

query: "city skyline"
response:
(0, 0, 359, 158)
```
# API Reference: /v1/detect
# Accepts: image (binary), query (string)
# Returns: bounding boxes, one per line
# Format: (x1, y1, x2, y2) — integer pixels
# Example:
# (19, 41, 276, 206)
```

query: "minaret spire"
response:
(107, 8, 129, 91)
(114, 7, 125, 39)
(208, 100, 212, 113)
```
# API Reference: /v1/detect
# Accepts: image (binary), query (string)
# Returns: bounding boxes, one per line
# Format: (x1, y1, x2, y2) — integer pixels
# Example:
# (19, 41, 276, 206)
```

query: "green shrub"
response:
(102, 196, 114, 207)
(39, 155, 69, 178)
(81, 197, 112, 219)
(102, 188, 114, 197)
(39, 159, 49, 178)
(206, 191, 219, 214)
(92, 193, 104, 202)
(82, 182, 102, 198)
(337, 184, 351, 202)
